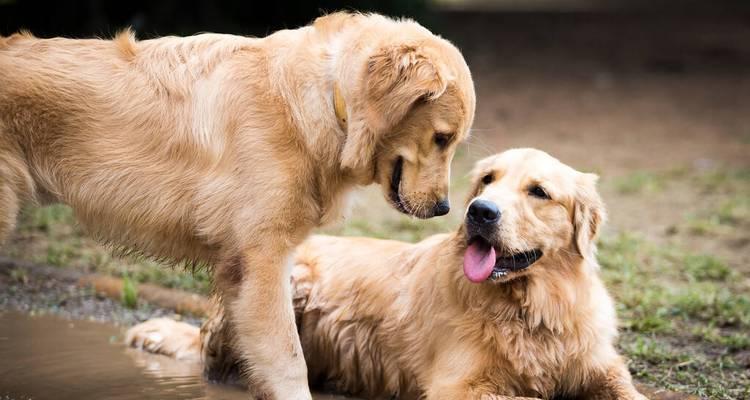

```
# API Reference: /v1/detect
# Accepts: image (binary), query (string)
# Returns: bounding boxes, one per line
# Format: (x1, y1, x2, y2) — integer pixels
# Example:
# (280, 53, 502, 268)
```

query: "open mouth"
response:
(463, 236, 543, 283)
(389, 157, 409, 214)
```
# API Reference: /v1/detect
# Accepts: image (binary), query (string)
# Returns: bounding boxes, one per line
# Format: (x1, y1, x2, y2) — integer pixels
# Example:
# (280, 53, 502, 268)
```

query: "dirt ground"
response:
(1, 11, 748, 400)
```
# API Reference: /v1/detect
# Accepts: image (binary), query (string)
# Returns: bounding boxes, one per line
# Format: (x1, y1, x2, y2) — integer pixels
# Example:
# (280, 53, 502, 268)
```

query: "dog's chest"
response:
(488, 325, 589, 397)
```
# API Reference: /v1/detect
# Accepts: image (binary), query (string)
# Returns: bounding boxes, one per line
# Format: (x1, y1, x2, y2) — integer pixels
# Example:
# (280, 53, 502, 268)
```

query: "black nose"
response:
(468, 200, 500, 225)
(433, 199, 450, 216)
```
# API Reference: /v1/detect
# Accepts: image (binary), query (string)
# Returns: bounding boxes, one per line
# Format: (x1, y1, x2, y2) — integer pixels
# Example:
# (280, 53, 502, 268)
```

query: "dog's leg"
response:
(200, 262, 315, 386)
(0, 147, 32, 244)
(200, 262, 314, 386)
(585, 362, 647, 400)
(217, 247, 311, 400)
(200, 295, 244, 384)
(0, 179, 19, 243)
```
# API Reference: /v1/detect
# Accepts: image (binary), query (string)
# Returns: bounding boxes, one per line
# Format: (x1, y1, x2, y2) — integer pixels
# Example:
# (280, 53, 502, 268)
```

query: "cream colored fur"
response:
(128, 150, 646, 399)
(0, 12, 475, 399)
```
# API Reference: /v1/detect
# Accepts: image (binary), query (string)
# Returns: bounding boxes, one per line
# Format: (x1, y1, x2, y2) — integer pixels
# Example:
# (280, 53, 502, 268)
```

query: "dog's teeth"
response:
(490, 269, 508, 280)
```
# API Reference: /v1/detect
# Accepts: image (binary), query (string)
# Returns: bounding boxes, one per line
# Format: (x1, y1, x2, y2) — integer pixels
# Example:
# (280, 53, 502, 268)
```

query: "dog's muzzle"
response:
(466, 199, 500, 237)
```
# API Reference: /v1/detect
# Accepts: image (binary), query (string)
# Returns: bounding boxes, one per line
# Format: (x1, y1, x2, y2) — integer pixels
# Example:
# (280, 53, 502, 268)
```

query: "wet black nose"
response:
(433, 199, 450, 216)
(468, 200, 500, 225)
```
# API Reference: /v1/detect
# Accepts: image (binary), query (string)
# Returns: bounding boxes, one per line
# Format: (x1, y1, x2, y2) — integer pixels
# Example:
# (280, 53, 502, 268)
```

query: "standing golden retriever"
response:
(0, 12, 475, 399)
(128, 149, 646, 399)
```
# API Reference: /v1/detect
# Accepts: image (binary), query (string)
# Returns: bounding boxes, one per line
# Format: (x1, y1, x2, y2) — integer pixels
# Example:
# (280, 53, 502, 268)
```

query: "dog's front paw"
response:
(126, 318, 201, 361)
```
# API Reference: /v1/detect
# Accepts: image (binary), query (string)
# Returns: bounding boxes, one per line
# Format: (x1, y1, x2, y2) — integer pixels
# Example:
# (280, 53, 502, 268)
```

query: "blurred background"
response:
(1, 1, 749, 399)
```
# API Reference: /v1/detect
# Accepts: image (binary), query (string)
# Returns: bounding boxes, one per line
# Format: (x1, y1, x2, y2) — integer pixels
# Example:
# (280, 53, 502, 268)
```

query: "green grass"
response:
(692, 326, 750, 351)
(600, 233, 749, 329)
(621, 336, 686, 364)
(598, 230, 750, 398)
(19, 204, 76, 233)
(611, 168, 689, 195)
(672, 287, 750, 327)
(692, 168, 750, 193)
(632, 351, 750, 400)
(9, 204, 214, 295)
(686, 196, 750, 235)
(682, 254, 733, 282)
(613, 171, 666, 194)
(121, 275, 138, 309)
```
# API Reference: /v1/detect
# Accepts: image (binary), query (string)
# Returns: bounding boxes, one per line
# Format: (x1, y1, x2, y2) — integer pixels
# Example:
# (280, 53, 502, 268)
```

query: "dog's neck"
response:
(439, 232, 596, 335)
(257, 41, 370, 225)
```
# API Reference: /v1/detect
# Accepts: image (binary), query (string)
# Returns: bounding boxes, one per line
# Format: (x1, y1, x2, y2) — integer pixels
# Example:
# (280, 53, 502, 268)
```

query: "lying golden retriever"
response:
(128, 149, 646, 399)
(0, 12, 475, 399)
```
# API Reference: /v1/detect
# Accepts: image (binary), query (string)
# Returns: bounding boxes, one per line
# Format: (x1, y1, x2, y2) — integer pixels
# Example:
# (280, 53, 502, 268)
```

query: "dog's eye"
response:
(528, 185, 551, 200)
(481, 173, 494, 185)
(434, 133, 451, 149)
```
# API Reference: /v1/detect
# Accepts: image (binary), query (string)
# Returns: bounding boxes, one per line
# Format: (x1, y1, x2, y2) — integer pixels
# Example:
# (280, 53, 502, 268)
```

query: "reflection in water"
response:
(0, 312, 354, 400)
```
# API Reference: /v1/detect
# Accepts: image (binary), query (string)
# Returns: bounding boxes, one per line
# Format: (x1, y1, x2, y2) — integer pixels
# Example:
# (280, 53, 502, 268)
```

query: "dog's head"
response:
(324, 14, 475, 219)
(460, 148, 606, 284)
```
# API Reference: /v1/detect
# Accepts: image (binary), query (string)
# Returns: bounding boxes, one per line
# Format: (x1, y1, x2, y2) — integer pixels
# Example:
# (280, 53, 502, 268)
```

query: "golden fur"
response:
(0, 12, 475, 399)
(128, 149, 646, 399)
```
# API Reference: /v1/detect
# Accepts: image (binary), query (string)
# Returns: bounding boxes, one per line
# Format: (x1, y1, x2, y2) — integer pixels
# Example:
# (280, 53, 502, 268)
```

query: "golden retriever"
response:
(128, 149, 646, 399)
(0, 12, 475, 399)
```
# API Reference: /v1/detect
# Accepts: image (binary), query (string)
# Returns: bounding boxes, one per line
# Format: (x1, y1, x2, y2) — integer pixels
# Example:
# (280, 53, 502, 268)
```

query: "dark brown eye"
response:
(529, 185, 550, 200)
(434, 133, 451, 149)
(481, 173, 494, 185)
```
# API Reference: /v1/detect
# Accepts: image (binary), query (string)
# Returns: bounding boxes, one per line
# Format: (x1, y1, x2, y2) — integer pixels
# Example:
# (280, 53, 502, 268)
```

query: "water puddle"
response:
(0, 311, 354, 400)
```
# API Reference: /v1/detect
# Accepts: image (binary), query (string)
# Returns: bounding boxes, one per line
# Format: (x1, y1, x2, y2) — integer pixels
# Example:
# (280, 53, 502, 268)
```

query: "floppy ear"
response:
(573, 173, 607, 261)
(340, 45, 449, 170)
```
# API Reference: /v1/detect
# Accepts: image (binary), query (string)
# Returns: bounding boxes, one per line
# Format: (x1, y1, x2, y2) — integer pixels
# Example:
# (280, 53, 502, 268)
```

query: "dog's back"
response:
(0, 31, 263, 261)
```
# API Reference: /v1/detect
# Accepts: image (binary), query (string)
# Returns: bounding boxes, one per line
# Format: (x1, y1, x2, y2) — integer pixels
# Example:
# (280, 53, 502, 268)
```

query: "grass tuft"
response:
(682, 254, 733, 282)
(686, 196, 750, 235)
(613, 171, 665, 194)
(622, 336, 685, 364)
(121, 276, 138, 309)
(672, 288, 750, 328)
(19, 204, 75, 233)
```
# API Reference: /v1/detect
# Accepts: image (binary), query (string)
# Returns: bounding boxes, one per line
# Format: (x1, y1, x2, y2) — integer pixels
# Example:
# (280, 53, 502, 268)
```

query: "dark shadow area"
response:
(0, 0, 429, 37)
(3, 0, 749, 38)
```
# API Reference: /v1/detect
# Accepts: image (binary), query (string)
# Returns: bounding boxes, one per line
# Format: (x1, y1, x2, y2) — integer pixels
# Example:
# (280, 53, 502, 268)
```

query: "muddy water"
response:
(0, 312, 355, 400)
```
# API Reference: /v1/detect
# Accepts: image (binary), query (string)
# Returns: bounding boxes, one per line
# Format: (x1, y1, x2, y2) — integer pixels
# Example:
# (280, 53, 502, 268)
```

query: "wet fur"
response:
(0, 12, 475, 399)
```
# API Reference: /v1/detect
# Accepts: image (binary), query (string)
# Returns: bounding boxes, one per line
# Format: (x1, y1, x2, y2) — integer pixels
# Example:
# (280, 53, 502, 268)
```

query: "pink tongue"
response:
(463, 242, 496, 283)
